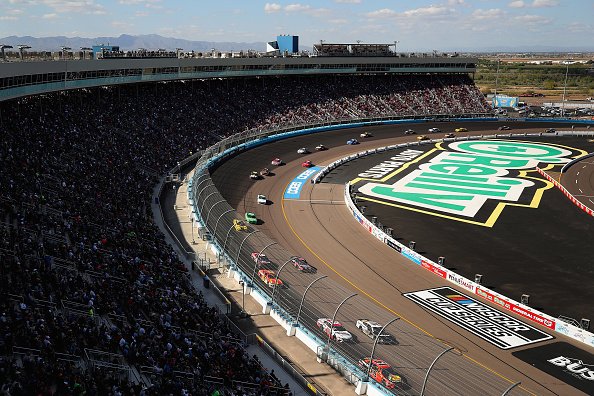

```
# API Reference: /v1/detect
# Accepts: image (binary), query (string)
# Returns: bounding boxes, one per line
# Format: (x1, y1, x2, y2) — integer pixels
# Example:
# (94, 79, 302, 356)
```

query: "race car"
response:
(347, 138, 359, 145)
(257, 194, 267, 205)
(428, 127, 441, 133)
(358, 358, 402, 389)
(444, 133, 455, 138)
(544, 128, 556, 133)
(297, 148, 309, 154)
(302, 160, 314, 168)
(316, 318, 353, 342)
(355, 319, 396, 344)
(233, 219, 247, 231)
(315, 144, 328, 151)
(250, 171, 260, 180)
(290, 256, 317, 273)
(360, 131, 372, 138)
(258, 269, 283, 288)
(271, 158, 283, 166)
(260, 168, 270, 176)
(497, 125, 511, 131)
(416, 135, 429, 141)
(404, 129, 415, 135)
(245, 212, 257, 224)
(455, 127, 468, 132)
(251, 252, 273, 266)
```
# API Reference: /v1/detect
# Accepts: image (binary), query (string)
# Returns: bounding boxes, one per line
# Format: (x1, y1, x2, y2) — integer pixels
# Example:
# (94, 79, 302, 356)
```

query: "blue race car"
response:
(347, 138, 359, 145)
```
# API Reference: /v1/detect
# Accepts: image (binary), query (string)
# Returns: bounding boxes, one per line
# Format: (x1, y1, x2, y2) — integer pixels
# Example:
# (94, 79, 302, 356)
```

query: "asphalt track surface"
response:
(563, 154, 594, 209)
(210, 121, 591, 396)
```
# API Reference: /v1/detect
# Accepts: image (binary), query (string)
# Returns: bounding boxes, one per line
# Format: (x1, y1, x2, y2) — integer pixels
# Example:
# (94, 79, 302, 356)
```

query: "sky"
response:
(0, 0, 593, 51)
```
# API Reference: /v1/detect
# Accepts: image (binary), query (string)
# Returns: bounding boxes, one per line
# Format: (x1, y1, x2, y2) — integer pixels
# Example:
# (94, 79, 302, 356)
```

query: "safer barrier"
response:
(336, 131, 594, 349)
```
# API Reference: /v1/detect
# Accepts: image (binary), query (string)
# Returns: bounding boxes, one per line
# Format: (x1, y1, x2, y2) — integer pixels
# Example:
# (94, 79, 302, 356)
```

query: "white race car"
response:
(316, 318, 353, 342)
(356, 319, 396, 344)
(428, 127, 441, 133)
(257, 195, 267, 205)
(297, 148, 309, 154)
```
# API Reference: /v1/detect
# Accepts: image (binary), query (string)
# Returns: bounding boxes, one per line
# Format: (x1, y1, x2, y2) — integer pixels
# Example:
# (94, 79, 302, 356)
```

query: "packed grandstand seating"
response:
(0, 73, 490, 394)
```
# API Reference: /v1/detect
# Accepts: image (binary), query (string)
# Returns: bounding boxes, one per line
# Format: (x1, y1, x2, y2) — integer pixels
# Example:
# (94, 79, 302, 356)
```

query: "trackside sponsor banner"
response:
(447, 271, 476, 293)
(404, 287, 553, 349)
(513, 342, 594, 394)
(475, 288, 556, 330)
(284, 167, 321, 199)
(401, 247, 422, 265)
(421, 259, 447, 279)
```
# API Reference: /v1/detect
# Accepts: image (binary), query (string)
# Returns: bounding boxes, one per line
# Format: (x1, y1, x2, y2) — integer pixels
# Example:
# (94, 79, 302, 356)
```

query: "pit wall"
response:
(322, 131, 594, 349)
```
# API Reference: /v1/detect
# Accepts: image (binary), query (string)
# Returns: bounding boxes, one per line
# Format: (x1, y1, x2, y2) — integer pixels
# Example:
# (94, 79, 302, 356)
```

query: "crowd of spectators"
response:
(0, 73, 489, 394)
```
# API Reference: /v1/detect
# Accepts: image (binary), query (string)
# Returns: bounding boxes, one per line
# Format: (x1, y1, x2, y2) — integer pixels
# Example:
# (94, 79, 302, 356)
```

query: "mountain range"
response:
(0, 34, 267, 52)
(0, 34, 592, 54)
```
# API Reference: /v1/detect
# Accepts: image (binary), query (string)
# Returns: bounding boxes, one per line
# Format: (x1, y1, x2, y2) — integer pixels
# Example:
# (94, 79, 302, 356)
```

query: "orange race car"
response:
(358, 358, 402, 389)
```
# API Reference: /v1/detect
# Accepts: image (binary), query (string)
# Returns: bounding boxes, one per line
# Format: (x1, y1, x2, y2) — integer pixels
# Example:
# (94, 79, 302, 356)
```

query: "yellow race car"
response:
(455, 127, 468, 132)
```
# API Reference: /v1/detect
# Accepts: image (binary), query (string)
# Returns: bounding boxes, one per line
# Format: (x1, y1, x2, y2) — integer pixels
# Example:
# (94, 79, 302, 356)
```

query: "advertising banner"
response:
(284, 167, 321, 199)
(421, 259, 447, 279)
(475, 288, 555, 330)
(405, 287, 553, 349)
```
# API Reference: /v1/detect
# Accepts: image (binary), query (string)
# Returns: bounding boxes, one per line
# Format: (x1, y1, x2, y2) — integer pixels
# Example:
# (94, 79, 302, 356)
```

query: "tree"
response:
(543, 80, 556, 90)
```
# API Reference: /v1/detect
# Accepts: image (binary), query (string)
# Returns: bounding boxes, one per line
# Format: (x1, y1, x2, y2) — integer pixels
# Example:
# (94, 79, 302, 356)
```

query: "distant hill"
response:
(0, 34, 267, 52)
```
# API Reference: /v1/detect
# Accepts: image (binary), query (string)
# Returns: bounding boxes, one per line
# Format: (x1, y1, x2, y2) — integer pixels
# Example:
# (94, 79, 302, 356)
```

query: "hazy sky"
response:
(1, 0, 593, 50)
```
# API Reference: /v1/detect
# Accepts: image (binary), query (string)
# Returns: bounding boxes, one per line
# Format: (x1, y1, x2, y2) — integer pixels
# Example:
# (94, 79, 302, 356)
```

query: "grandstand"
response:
(0, 52, 491, 394)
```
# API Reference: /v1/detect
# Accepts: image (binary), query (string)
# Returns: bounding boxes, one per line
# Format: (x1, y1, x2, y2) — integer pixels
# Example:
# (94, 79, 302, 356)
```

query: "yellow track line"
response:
(281, 181, 537, 396)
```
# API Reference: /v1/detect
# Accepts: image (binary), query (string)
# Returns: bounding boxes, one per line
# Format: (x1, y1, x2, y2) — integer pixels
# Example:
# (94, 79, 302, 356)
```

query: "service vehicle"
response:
(233, 219, 248, 231)
(315, 144, 328, 151)
(297, 148, 309, 154)
(347, 138, 359, 145)
(444, 133, 455, 138)
(355, 319, 396, 344)
(251, 252, 273, 266)
(250, 171, 260, 180)
(416, 135, 429, 141)
(316, 318, 353, 342)
(271, 158, 283, 166)
(357, 358, 402, 389)
(258, 269, 283, 288)
(260, 168, 270, 176)
(302, 160, 314, 168)
(404, 129, 415, 135)
(360, 131, 372, 138)
(245, 212, 257, 224)
(498, 125, 511, 131)
(455, 127, 468, 132)
(289, 256, 317, 273)
(257, 194, 267, 205)
(428, 127, 441, 133)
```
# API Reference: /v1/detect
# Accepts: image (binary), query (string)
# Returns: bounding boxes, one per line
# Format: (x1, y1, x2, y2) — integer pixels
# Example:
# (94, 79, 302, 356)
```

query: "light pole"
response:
(17, 44, 30, 60)
(393, 40, 399, 55)
(1, 44, 13, 61)
(270, 258, 293, 306)
(364, 317, 401, 383)
(191, 217, 195, 244)
(324, 294, 357, 359)
(420, 346, 455, 396)
(494, 58, 500, 108)
(561, 61, 570, 118)
(61, 46, 71, 60)
(238, 280, 248, 318)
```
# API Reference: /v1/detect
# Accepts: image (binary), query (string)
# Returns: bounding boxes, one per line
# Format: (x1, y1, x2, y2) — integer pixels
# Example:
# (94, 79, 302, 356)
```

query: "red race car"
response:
(358, 358, 402, 389)
(302, 160, 313, 168)
(258, 269, 283, 288)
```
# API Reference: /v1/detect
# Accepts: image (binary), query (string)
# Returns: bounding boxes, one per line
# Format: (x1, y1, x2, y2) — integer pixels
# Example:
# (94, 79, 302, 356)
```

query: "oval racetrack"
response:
(210, 121, 589, 396)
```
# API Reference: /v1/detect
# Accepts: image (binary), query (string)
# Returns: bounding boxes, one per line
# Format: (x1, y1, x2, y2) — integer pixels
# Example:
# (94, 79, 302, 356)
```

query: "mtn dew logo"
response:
(357, 140, 576, 224)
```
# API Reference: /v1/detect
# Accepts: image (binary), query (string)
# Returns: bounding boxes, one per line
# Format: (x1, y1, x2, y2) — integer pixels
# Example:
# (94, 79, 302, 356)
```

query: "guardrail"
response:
(537, 167, 594, 217)
(334, 131, 594, 349)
